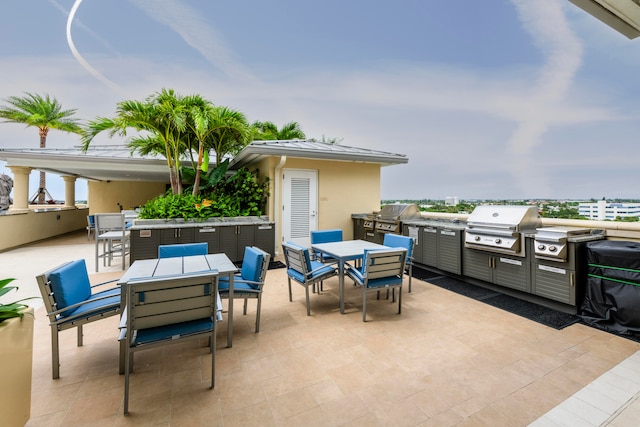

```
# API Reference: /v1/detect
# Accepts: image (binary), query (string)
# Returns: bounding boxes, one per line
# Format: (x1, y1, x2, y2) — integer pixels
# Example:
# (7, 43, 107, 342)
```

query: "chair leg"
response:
(124, 349, 131, 415)
(51, 327, 60, 379)
(210, 328, 216, 389)
(77, 324, 83, 346)
(362, 286, 368, 322)
(398, 286, 402, 314)
(408, 265, 412, 293)
(255, 294, 262, 333)
(243, 298, 248, 315)
(288, 278, 293, 302)
(305, 286, 311, 316)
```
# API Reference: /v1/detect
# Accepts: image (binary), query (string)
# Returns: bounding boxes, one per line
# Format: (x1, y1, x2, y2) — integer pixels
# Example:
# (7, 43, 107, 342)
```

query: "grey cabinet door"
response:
(195, 226, 221, 254)
(220, 225, 255, 262)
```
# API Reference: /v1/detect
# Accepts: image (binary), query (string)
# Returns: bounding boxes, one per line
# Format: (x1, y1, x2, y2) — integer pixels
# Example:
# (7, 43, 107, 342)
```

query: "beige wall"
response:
(0, 208, 88, 252)
(88, 181, 167, 214)
(252, 156, 381, 248)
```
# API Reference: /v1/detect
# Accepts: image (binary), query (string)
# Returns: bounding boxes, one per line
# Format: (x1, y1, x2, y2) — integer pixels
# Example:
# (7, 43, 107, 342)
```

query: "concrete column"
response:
(62, 175, 77, 207)
(7, 166, 32, 211)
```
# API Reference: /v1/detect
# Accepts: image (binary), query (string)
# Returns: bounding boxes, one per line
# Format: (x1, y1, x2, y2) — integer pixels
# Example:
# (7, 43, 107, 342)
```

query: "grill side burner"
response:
(464, 205, 540, 257)
(534, 226, 604, 262)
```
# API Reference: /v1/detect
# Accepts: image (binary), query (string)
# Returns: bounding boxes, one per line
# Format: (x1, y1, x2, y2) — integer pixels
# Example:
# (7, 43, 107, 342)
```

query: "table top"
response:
(119, 253, 237, 283)
(311, 239, 389, 260)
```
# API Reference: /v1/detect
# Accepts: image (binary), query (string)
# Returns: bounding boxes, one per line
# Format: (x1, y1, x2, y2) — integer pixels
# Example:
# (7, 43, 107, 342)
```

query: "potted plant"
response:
(0, 278, 36, 426)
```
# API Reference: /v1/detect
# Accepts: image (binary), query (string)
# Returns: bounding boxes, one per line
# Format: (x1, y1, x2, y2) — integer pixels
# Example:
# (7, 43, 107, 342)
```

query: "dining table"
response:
(118, 253, 238, 348)
(310, 239, 389, 314)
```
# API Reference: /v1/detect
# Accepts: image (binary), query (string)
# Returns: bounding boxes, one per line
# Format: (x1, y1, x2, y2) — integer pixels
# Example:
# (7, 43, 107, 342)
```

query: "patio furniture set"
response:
(34, 225, 413, 415)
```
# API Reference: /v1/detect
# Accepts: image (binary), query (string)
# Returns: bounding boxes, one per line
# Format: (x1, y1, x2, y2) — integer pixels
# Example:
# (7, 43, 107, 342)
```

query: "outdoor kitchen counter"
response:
(402, 218, 466, 230)
(130, 215, 272, 229)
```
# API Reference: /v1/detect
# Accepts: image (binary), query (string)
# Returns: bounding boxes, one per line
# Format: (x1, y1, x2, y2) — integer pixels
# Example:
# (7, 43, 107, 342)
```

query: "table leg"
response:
(227, 272, 234, 347)
(339, 259, 345, 314)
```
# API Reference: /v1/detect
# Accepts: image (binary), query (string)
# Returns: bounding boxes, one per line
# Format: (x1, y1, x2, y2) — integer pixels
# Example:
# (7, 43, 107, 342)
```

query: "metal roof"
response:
(0, 145, 171, 182)
(230, 140, 408, 169)
(0, 140, 408, 182)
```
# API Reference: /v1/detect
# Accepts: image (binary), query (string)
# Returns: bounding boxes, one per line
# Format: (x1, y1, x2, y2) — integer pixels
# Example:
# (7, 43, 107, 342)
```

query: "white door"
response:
(282, 169, 318, 247)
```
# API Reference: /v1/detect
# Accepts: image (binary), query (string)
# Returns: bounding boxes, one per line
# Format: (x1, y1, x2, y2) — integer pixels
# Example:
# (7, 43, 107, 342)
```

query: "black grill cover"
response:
(580, 240, 640, 335)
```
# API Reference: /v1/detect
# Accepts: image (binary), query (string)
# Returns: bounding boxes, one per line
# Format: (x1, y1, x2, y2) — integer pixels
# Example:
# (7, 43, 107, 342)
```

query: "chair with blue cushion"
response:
(120, 271, 219, 415)
(345, 248, 407, 321)
(310, 229, 343, 293)
(36, 259, 121, 379)
(218, 246, 271, 333)
(158, 242, 209, 258)
(282, 241, 338, 316)
(383, 233, 415, 292)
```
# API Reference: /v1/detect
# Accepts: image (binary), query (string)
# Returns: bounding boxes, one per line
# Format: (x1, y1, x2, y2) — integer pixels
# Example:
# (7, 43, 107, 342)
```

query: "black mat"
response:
(413, 267, 581, 330)
(269, 260, 286, 270)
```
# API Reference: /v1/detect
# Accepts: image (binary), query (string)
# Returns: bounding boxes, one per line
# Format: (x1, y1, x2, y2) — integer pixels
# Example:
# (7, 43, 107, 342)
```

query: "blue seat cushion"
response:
(59, 287, 120, 320)
(287, 260, 335, 284)
(49, 260, 92, 313)
(134, 318, 213, 345)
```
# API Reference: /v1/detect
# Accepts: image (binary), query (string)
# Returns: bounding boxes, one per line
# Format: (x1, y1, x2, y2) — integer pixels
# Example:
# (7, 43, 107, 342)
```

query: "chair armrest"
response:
(90, 278, 120, 289)
(306, 260, 338, 277)
(49, 293, 120, 318)
(230, 278, 263, 287)
(119, 309, 127, 329)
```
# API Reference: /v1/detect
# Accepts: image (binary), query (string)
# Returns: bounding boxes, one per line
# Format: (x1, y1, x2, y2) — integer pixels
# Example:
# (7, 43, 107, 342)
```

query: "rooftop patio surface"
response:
(5, 231, 640, 426)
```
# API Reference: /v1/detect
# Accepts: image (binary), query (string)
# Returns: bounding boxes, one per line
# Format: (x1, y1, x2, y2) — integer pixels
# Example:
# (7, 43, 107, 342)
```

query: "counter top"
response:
(130, 216, 273, 229)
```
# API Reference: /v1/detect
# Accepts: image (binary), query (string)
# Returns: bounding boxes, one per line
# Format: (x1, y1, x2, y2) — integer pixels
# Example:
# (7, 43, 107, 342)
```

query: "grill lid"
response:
(466, 205, 540, 231)
(375, 203, 420, 221)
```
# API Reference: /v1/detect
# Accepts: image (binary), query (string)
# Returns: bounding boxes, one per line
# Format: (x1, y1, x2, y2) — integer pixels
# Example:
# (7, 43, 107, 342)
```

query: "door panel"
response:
(283, 169, 317, 247)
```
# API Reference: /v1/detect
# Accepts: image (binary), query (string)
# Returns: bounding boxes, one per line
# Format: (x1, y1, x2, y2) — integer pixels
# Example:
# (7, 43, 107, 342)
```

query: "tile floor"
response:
(5, 231, 640, 426)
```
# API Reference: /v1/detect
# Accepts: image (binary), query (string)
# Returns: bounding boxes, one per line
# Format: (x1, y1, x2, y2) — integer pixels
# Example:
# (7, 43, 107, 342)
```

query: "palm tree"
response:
(81, 89, 189, 194)
(250, 121, 305, 141)
(82, 89, 251, 196)
(0, 93, 82, 204)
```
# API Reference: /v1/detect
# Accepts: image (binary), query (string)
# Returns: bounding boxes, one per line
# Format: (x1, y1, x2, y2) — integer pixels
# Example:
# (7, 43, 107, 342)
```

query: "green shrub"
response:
(138, 167, 269, 219)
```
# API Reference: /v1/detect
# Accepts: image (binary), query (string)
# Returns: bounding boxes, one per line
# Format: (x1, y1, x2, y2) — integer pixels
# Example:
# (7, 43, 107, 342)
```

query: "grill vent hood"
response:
(466, 205, 540, 232)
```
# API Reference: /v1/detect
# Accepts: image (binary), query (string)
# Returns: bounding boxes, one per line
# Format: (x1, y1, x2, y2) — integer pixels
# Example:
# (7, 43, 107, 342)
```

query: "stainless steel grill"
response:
(363, 204, 421, 243)
(464, 205, 540, 257)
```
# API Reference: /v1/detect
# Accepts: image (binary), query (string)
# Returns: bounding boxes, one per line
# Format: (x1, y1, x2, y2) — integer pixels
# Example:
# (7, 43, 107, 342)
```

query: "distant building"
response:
(578, 200, 640, 220)
(445, 196, 459, 206)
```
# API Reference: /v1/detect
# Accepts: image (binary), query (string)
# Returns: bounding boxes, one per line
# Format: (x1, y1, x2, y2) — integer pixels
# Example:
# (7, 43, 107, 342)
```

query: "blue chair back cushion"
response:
(383, 234, 413, 259)
(241, 246, 265, 283)
(158, 242, 208, 258)
(311, 229, 343, 244)
(48, 259, 92, 312)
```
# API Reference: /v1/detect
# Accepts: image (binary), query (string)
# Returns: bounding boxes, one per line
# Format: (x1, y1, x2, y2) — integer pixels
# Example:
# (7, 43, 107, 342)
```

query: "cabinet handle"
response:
(570, 272, 575, 287)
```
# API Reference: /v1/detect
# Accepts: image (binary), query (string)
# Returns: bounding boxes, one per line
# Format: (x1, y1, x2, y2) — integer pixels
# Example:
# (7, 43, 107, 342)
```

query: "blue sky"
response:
(1, 0, 640, 201)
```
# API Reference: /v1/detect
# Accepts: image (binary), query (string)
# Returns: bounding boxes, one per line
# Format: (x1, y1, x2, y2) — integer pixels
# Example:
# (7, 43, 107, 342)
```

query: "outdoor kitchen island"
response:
(358, 205, 607, 314)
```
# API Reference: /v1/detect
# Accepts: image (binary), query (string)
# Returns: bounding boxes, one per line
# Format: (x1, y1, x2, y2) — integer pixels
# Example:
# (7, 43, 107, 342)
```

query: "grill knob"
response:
(538, 244, 546, 250)
(495, 238, 502, 244)
(549, 246, 557, 252)
(474, 236, 481, 241)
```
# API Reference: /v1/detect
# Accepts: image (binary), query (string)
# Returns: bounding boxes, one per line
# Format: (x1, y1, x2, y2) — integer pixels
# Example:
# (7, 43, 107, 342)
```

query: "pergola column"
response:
(7, 166, 32, 211)
(62, 175, 77, 208)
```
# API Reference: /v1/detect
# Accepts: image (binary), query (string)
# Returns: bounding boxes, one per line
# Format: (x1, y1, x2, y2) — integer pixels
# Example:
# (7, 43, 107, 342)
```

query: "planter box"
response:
(0, 306, 34, 426)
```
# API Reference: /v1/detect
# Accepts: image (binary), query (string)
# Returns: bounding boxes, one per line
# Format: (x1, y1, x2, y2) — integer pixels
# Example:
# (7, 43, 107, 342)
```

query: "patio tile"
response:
(5, 231, 640, 426)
